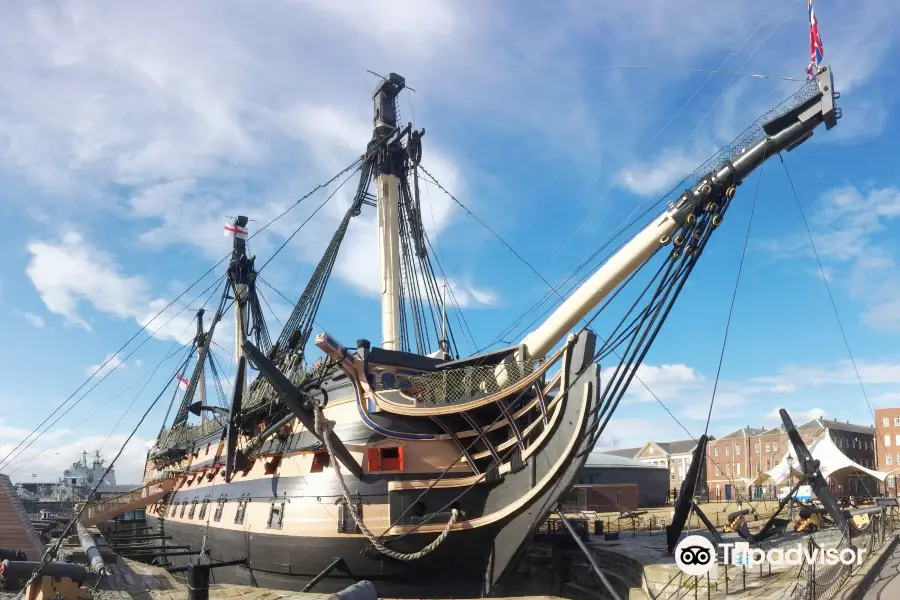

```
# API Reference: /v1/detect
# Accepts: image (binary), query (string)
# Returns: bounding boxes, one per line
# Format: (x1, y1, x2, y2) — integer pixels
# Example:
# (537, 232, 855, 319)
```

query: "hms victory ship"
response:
(99, 68, 843, 597)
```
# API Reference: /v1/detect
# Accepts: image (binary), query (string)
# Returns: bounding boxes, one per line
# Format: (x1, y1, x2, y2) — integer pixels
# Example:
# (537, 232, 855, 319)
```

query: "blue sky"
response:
(1, 0, 899, 483)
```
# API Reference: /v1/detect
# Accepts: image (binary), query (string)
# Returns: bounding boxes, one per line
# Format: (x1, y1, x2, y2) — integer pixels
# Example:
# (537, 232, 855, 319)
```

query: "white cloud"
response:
(26, 232, 150, 331)
(615, 151, 708, 197)
(15, 310, 45, 328)
(759, 185, 900, 332)
(764, 407, 827, 423)
(2, 433, 152, 484)
(26, 231, 227, 346)
(755, 359, 900, 388)
(86, 352, 125, 377)
(625, 363, 703, 403)
(769, 384, 798, 394)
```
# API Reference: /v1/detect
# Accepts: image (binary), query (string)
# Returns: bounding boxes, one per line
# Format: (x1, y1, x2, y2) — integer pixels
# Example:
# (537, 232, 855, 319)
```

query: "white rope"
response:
(313, 406, 459, 561)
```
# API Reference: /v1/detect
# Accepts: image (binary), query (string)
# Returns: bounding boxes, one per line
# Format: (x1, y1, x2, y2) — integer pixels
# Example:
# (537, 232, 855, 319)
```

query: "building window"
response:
(714, 448, 719, 457)
(179, 502, 187, 518)
(735, 463, 740, 476)
(198, 499, 210, 521)
(886, 435, 891, 448)
(772, 442, 778, 452)
(766, 459, 771, 470)
(188, 500, 198, 519)
(888, 454, 894, 466)
(715, 465, 720, 476)
(885, 417, 891, 427)
(735, 445, 740, 455)
(755, 442, 760, 453)
(726, 464, 731, 475)
(765, 442, 771, 453)
(889, 475, 896, 489)
(895, 417, 900, 426)
(725, 447, 730, 456)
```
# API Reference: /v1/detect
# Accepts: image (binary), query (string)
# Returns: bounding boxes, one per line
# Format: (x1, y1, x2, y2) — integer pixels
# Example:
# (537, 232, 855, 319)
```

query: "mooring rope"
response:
(313, 406, 459, 561)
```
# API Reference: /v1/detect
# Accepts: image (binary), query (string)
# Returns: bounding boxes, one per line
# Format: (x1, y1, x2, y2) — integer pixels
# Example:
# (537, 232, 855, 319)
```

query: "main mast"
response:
(373, 74, 406, 351)
(227, 215, 252, 397)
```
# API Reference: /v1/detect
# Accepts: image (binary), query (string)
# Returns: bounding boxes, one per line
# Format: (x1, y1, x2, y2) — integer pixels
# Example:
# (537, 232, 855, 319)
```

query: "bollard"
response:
(187, 563, 211, 600)
(325, 580, 378, 600)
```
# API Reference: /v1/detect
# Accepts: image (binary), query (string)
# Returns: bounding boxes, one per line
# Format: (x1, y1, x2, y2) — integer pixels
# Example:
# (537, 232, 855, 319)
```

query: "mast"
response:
(517, 67, 839, 362)
(373, 74, 406, 351)
(228, 215, 252, 398)
(195, 309, 207, 424)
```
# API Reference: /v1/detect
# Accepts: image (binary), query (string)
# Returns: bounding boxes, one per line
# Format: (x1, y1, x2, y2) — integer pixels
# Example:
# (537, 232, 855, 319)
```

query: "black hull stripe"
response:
(147, 515, 495, 598)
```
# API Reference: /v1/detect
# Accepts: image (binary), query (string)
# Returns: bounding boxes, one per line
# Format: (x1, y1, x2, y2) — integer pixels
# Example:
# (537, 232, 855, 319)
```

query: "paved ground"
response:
(860, 542, 900, 600)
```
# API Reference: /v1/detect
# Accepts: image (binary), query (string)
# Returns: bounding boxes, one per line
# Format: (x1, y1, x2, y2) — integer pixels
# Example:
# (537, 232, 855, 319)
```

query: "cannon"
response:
(0, 560, 92, 599)
(794, 507, 828, 532)
(0, 549, 26, 563)
(75, 521, 108, 577)
(723, 509, 751, 535)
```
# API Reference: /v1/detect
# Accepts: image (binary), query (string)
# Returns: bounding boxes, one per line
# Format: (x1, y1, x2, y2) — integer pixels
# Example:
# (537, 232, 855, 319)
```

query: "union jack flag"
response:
(806, 0, 824, 79)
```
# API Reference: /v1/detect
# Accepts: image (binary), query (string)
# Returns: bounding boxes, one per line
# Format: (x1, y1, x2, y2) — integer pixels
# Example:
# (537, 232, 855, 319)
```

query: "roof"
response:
(599, 447, 641, 459)
(719, 427, 766, 440)
(585, 453, 669, 470)
(796, 418, 875, 436)
(668, 439, 699, 454)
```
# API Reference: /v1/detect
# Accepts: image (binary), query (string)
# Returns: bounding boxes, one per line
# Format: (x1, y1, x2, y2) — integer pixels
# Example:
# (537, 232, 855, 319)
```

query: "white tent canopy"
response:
(750, 434, 886, 486)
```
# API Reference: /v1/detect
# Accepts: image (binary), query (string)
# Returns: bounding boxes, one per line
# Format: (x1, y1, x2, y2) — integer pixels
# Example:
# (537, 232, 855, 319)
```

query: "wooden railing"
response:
(79, 478, 177, 527)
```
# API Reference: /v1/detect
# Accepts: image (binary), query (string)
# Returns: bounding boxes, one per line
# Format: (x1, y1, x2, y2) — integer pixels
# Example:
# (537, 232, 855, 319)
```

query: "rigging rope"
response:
(99, 341, 198, 454)
(312, 405, 459, 560)
(554, 64, 802, 82)
(13, 349, 194, 600)
(4, 155, 366, 469)
(702, 162, 764, 434)
(542, 1, 800, 282)
(0, 274, 226, 472)
(418, 165, 560, 301)
(687, 160, 766, 514)
(273, 162, 370, 363)
(778, 153, 884, 455)
(4, 343, 190, 478)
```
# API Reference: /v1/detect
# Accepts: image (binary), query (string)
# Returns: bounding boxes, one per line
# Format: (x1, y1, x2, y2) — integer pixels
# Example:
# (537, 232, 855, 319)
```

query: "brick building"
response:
(705, 418, 877, 502)
(874, 407, 900, 493)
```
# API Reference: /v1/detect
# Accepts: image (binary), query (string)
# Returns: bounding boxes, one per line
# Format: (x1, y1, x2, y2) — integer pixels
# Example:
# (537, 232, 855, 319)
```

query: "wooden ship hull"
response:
(118, 68, 840, 598)
(142, 330, 600, 596)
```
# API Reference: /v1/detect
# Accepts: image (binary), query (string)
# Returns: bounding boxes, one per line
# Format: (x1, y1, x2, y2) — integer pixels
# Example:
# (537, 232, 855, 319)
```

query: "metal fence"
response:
(792, 508, 897, 600)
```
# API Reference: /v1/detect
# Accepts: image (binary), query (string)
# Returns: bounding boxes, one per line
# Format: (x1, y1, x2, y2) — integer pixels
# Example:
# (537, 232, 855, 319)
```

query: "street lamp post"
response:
(787, 451, 794, 522)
